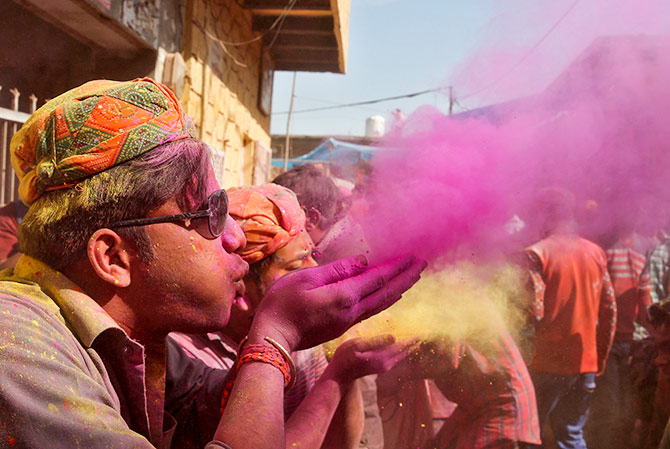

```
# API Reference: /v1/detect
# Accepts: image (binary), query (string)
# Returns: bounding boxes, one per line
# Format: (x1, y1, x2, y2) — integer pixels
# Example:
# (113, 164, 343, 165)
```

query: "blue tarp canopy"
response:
(272, 138, 378, 170)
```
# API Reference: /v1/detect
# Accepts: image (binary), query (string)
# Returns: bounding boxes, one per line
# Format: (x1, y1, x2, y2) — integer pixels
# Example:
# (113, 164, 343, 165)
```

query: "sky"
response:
(269, 0, 664, 137)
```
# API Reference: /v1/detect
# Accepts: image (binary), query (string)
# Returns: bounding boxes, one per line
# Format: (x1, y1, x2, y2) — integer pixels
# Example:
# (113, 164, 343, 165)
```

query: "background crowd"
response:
(0, 78, 668, 449)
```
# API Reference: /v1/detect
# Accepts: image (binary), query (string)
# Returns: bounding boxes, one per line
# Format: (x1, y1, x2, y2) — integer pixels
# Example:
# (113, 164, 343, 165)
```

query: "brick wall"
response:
(182, 0, 271, 188)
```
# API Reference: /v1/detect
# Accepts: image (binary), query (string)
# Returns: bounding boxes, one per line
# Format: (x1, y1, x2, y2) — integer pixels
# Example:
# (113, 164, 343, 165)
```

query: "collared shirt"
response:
(645, 235, 670, 304)
(168, 331, 328, 418)
(432, 330, 541, 448)
(0, 255, 226, 448)
(378, 328, 540, 449)
(606, 236, 652, 341)
(526, 234, 617, 374)
(169, 332, 238, 371)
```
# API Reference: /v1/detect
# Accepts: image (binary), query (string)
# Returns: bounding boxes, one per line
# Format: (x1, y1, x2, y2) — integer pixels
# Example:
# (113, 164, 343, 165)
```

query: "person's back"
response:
(585, 234, 650, 449)
(521, 187, 616, 449)
(527, 233, 611, 374)
(606, 233, 650, 340)
(432, 330, 540, 449)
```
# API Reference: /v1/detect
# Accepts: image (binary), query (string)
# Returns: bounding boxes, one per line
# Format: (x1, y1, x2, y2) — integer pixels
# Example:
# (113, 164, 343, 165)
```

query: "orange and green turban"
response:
(228, 184, 306, 264)
(10, 78, 196, 204)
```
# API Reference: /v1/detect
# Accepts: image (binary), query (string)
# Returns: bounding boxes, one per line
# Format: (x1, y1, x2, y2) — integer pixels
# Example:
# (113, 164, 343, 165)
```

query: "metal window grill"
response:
(0, 87, 35, 206)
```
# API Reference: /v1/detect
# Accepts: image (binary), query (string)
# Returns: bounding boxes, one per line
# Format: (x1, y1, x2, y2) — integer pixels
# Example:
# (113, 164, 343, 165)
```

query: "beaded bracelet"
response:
(219, 336, 296, 413)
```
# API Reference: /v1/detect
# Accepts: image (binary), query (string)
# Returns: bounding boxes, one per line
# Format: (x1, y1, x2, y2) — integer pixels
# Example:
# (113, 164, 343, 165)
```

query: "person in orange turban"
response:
(171, 183, 391, 448)
(227, 183, 308, 265)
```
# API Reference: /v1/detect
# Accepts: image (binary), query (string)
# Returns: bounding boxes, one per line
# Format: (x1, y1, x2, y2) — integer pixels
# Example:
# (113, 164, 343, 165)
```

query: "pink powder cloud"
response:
(360, 29, 670, 264)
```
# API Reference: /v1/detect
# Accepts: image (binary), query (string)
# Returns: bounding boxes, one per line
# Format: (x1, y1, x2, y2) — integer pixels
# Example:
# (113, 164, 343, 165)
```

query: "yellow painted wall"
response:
(181, 0, 271, 188)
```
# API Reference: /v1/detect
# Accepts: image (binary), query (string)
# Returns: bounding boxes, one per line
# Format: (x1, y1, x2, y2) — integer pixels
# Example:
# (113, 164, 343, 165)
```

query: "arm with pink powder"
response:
(211, 255, 426, 449)
(286, 336, 406, 449)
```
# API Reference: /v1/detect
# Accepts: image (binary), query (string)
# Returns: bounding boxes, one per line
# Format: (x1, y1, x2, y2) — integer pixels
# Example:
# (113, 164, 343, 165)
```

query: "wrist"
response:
(248, 315, 296, 353)
(318, 365, 352, 397)
(322, 360, 355, 388)
(238, 336, 296, 389)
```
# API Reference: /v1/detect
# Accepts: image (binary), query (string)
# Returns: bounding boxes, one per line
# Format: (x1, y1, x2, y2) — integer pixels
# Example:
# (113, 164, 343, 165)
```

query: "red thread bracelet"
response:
(238, 343, 292, 386)
(219, 337, 296, 413)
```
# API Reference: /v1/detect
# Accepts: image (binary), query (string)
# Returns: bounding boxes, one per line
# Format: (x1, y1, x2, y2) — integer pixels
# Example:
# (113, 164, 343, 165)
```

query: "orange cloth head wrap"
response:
(228, 184, 306, 264)
(10, 78, 195, 204)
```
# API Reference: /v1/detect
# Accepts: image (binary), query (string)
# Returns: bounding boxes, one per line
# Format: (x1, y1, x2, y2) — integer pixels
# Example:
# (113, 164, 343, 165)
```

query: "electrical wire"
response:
(273, 88, 444, 115)
(458, 0, 580, 101)
(215, 0, 298, 47)
(273, 0, 579, 116)
(198, 0, 298, 68)
(293, 95, 382, 113)
(265, 0, 297, 50)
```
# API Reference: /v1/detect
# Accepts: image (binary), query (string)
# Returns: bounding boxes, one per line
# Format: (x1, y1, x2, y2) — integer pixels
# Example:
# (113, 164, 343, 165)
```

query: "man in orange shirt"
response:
(522, 188, 616, 449)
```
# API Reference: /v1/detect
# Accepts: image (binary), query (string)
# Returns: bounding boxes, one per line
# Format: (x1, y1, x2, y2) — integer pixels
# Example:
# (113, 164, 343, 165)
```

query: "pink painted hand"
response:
(324, 335, 412, 385)
(248, 254, 427, 352)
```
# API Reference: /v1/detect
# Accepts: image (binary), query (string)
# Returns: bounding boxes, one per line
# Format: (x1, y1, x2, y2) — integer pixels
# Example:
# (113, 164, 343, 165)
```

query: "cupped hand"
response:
(376, 337, 461, 391)
(248, 254, 427, 352)
(324, 335, 413, 385)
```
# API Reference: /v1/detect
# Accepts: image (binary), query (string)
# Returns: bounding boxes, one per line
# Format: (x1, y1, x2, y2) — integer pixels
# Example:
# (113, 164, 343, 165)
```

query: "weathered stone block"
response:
(189, 59, 204, 94)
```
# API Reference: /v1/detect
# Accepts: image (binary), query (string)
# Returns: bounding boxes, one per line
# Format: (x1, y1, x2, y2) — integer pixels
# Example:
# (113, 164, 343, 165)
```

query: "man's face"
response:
(261, 231, 318, 287)
(228, 230, 317, 336)
(134, 172, 249, 335)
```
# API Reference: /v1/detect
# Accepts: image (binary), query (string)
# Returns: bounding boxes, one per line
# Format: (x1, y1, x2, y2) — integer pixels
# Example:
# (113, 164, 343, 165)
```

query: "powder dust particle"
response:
(345, 263, 529, 351)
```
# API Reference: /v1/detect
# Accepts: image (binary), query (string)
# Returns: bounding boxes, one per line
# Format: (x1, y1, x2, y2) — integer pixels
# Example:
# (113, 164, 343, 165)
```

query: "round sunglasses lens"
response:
(208, 190, 228, 237)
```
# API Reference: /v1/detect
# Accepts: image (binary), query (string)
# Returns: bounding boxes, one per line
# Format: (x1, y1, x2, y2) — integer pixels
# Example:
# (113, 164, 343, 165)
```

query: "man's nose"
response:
(221, 214, 247, 253)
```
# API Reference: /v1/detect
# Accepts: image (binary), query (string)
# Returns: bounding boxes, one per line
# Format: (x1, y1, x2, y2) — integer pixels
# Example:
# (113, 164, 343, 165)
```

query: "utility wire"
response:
(458, 0, 580, 101)
(266, 0, 297, 50)
(217, 0, 298, 47)
(273, 88, 443, 115)
(273, 0, 578, 116)
(293, 95, 382, 113)
(199, 0, 297, 68)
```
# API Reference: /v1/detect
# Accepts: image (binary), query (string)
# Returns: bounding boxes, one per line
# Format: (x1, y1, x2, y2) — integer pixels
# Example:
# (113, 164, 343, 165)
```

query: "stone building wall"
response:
(181, 0, 272, 188)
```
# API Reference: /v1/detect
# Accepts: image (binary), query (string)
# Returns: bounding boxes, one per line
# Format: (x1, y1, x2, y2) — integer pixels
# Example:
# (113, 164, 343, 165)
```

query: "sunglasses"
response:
(109, 189, 228, 239)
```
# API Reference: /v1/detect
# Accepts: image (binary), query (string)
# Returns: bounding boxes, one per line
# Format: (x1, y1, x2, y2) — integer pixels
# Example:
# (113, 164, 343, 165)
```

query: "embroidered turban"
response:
(228, 184, 306, 264)
(10, 78, 196, 204)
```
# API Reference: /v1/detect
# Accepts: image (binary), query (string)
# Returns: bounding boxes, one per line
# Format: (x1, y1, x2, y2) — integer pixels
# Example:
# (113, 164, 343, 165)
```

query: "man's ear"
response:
(87, 229, 133, 288)
(304, 208, 322, 232)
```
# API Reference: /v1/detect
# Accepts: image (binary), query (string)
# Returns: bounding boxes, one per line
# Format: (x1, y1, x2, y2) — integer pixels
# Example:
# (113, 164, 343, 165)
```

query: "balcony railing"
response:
(0, 87, 36, 205)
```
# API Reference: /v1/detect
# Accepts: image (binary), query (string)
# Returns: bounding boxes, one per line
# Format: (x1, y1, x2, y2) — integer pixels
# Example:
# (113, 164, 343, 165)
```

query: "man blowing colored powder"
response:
(0, 79, 425, 449)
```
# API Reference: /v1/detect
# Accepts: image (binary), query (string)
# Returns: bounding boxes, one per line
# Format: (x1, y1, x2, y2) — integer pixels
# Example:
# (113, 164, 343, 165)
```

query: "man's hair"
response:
(20, 138, 211, 272)
(246, 257, 274, 293)
(273, 165, 341, 229)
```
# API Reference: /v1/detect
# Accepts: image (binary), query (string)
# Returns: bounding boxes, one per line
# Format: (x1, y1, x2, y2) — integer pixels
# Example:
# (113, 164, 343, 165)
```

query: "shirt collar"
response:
(206, 331, 238, 353)
(11, 255, 122, 347)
